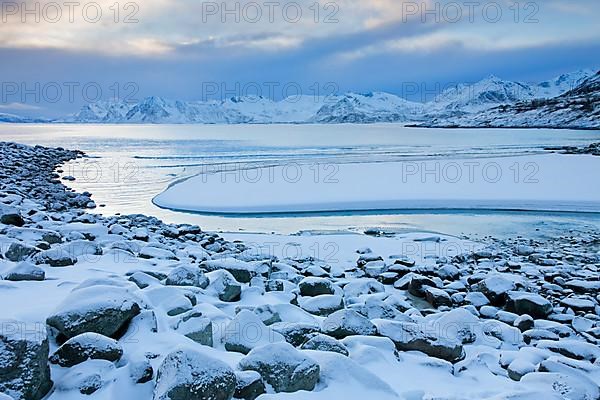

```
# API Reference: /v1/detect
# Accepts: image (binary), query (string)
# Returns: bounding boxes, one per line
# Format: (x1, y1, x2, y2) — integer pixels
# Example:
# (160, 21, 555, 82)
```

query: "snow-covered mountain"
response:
(311, 92, 424, 123)
(67, 95, 330, 124)
(423, 71, 600, 129)
(3, 68, 597, 126)
(427, 75, 538, 116)
(534, 69, 595, 98)
(426, 69, 595, 117)
(67, 92, 425, 124)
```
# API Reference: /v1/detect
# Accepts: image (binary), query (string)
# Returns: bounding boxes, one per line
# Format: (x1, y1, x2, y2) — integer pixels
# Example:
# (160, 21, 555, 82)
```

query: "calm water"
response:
(2, 123, 600, 237)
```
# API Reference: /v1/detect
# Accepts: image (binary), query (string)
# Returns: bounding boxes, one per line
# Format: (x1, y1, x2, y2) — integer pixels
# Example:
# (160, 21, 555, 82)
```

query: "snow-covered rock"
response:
(1, 261, 45, 281)
(0, 320, 52, 400)
(223, 310, 284, 354)
(46, 285, 141, 339)
(321, 309, 377, 339)
(165, 265, 209, 288)
(238, 342, 320, 393)
(49, 332, 123, 367)
(154, 349, 236, 400)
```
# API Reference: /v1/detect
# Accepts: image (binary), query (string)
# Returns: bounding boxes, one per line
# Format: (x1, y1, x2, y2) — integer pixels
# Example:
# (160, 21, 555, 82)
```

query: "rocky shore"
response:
(1, 142, 600, 400)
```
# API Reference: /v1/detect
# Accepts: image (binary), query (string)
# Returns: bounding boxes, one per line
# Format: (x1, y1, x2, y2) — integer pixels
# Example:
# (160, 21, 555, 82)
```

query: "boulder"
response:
(49, 332, 123, 367)
(128, 271, 161, 289)
(505, 291, 553, 319)
(234, 371, 265, 400)
(0, 213, 24, 227)
(46, 285, 141, 339)
(322, 309, 377, 339)
(208, 270, 242, 302)
(298, 277, 335, 297)
(475, 275, 516, 305)
(408, 275, 437, 297)
(165, 265, 209, 289)
(2, 262, 45, 281)
(424, 287, 452, 307)
(377, 320, 465, 363)
(202, 258, 264, 283)
(0, 320, 52, 400)
(154, 350, 236, 400)
(513, 315, 534, 332)
(301, 334, 349, 356)
(129, 359, 154, 384)
(55, 360, 113, 395)
(299, 295, 344, 316)
(224, 310, 284, 354)
(4, 242, 37, 262)
(239, 342, 320, 393)
(175, 313, 213, 347)
(271, 322, 321, 347)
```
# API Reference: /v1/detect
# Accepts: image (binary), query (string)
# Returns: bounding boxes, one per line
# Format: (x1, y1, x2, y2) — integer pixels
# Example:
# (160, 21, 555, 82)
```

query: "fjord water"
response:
(2, 123, 600, 237)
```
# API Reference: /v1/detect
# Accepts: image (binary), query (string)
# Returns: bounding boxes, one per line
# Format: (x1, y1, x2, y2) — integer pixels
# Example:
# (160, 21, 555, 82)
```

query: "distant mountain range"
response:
(1, 69, 597, 128)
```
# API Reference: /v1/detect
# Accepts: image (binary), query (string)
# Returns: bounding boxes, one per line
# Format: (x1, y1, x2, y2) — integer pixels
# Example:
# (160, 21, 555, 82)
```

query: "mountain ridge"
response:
(1, 68, 597, 128)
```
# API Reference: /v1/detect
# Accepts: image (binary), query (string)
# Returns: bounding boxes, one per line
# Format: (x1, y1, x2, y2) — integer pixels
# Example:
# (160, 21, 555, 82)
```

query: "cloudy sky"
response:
(1, 0, 599, 116)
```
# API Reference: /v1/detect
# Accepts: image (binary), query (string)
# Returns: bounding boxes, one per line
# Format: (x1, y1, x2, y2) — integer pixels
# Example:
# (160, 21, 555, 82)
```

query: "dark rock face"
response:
(154, 350, 236, 400)
(0, 321, 52, 400)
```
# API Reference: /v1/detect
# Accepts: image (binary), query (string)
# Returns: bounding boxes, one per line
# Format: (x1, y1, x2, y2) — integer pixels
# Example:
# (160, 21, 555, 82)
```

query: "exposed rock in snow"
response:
(321, 309, 377, 339)
(0, 320, 52, 400)
(46, 285, 141, 339)
(208, 269, 242, 302)
(154, 349, 236, 400)
(49, 332, 123, 367)
(299, 294, 345, 316)
(505, 292, 553, 319)
(238, 342, 320, 393)
(302, 334, 349, 356)
(223, 310, 284, 354)
(165, 265, 209, 288)
(299, 277, 336, 296)
(1, 261, 45, 281)
(174, 312, 214, 346)
(376, 320, 465, 363)
(234, 370, 265, 400)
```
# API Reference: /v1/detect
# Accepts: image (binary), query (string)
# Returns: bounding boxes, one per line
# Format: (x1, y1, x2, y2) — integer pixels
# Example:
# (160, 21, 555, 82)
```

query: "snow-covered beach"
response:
(1, 141, 600, 400)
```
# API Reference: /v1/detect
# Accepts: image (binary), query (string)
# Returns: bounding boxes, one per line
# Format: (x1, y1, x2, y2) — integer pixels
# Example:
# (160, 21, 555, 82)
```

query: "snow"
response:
(154, 153, 600, 214)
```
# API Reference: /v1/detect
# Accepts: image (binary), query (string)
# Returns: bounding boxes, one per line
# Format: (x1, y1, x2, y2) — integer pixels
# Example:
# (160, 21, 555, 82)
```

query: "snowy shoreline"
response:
(1, 142, 600, 400)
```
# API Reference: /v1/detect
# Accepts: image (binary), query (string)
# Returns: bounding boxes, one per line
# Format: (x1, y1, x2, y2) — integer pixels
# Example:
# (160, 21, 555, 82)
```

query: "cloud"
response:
(0, 102, 42, 111)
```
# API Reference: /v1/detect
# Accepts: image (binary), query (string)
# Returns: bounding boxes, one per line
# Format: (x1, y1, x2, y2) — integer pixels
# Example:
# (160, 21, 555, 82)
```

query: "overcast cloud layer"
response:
(1, 0, 599, 116)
